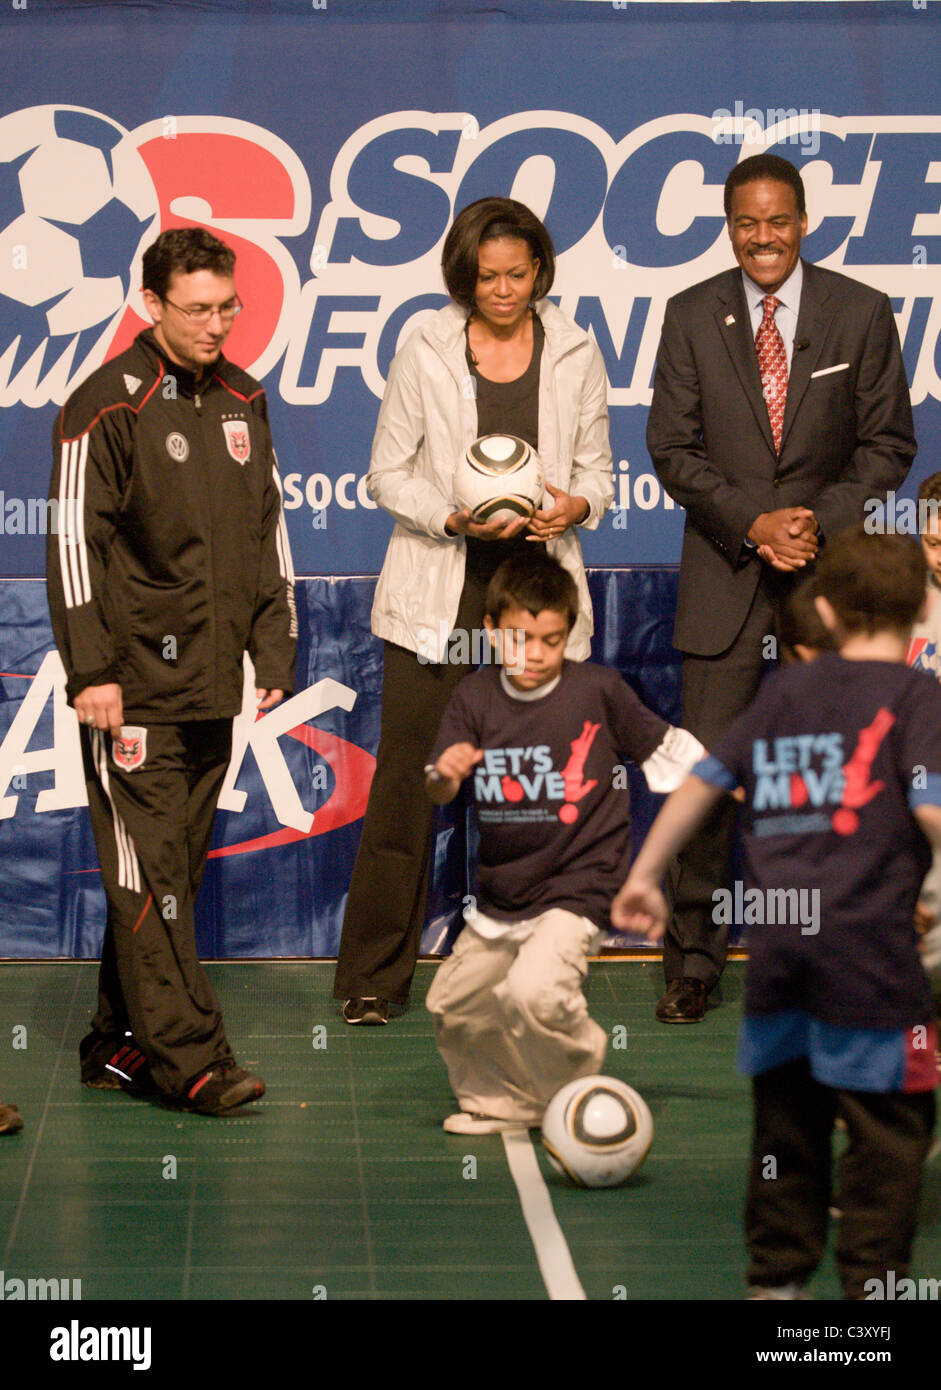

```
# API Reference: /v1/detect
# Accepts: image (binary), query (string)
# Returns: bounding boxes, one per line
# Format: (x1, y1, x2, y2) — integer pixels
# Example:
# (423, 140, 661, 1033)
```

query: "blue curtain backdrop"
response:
(0, 0, 937, 955)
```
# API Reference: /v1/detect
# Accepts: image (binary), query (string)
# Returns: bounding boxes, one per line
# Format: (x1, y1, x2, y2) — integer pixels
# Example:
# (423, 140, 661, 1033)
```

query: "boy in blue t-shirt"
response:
(613, 526, 941, 1301)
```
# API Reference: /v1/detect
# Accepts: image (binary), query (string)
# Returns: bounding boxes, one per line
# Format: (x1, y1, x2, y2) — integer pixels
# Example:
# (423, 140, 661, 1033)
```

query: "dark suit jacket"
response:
(646, 260, 916, 656)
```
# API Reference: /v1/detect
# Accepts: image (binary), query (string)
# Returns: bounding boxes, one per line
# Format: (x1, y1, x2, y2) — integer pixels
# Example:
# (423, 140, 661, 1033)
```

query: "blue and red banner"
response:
(0, 0, 938, 956)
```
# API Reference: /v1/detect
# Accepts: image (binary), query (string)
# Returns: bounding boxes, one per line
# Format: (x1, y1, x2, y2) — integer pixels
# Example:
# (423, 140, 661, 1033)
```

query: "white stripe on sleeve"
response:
(75, 431, 91, 605)
(57, 440, 75, 610)
(59, 434, 92, 609)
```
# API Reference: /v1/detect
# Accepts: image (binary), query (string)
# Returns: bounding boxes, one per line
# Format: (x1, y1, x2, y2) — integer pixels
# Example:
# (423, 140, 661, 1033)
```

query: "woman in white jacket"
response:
(334, 197, 614, 1024)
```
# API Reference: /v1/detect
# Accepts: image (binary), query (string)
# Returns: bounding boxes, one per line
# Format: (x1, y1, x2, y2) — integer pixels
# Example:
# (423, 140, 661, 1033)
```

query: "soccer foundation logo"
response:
(4, 105, 941, 417)
(0, 105, 310, 407)
(0, 106, 156, 405)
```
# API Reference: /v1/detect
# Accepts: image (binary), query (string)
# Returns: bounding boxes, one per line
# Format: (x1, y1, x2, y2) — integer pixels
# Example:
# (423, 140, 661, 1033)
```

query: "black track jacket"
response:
(47, 329, 297, 721)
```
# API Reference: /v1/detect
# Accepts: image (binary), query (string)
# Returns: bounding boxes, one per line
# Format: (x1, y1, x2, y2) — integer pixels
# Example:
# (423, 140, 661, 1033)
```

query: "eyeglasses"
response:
(162, 294, 243, 325)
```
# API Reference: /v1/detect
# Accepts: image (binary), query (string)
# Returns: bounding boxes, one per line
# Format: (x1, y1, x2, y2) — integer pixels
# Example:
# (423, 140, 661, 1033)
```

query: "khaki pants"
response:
(426, 909, 607, 1123)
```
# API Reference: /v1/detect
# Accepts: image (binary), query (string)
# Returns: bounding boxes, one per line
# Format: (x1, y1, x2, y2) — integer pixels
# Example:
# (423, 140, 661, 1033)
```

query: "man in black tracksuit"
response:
(46, 228, 297, 1116)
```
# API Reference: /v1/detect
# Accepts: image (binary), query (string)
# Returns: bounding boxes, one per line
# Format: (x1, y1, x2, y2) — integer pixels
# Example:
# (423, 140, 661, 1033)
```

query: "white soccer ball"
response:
(454, 434, 544, 525)
(0, 105, 157, 381)
(541, 1075, 653, 1188)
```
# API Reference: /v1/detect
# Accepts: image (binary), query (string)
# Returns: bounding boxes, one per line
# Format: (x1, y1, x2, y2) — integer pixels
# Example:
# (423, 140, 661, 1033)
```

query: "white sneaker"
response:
(442, 1111, 535, 1135)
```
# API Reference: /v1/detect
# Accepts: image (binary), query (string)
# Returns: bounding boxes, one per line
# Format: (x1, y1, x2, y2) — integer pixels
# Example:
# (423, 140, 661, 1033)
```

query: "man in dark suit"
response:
(647, 153, 916, 1022)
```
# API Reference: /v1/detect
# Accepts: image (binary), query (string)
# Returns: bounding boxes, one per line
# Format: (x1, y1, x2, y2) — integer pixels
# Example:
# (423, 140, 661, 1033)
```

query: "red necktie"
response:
(755, 295, 788, 453)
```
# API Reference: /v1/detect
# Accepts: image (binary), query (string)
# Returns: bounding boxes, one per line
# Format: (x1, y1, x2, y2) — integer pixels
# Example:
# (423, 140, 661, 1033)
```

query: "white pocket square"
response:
(810, 363, 850, 378)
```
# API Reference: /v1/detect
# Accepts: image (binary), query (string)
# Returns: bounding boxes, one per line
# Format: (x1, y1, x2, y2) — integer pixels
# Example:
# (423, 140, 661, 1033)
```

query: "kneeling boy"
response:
(425, 552, 703, 1135)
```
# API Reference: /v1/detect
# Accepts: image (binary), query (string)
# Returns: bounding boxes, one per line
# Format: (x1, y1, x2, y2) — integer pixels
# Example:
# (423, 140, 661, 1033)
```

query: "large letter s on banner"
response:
(106, 116, 311, 379)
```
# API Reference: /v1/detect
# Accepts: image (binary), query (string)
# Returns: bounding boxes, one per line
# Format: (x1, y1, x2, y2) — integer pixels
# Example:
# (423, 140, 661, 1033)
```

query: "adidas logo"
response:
(123, 374, 142, 395)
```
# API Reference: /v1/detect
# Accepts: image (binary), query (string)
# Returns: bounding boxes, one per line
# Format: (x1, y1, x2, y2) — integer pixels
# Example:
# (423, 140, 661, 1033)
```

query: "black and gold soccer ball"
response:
(454, 434, 545, 524)
(541, 1076, 653, 1188)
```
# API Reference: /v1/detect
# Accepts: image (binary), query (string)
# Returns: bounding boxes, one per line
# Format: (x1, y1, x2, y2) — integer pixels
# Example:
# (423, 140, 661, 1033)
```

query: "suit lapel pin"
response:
(724, 314, 736, 326)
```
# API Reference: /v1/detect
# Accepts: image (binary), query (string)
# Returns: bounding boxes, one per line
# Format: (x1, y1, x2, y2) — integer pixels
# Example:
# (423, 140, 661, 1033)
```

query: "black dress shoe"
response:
(655, 978, 708, 1023)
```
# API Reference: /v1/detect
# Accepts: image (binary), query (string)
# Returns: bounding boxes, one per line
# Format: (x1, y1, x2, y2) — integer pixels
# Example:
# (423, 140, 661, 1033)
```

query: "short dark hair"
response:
(724, 153, 806, 219)
(917, 470, 941, 507)
(442, 197, 555, 310)
(142, 228, 236, 300)
(778, 574, 833, 659)
(814, 524, 926, 636)
(917, 471, 941, 535)
(484, 551, 578, 630)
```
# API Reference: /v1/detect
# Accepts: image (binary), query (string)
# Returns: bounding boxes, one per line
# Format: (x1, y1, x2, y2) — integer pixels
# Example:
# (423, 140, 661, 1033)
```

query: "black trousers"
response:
(746, 1058, 935, 1298)
(333, 577, 487, 1005)
(80, 720, 235, 1097)
(664, 569, 793, 987)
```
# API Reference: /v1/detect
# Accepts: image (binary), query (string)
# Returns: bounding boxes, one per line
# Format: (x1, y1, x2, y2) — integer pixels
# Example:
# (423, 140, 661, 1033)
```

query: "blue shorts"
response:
(738, 1010, 938, 1093)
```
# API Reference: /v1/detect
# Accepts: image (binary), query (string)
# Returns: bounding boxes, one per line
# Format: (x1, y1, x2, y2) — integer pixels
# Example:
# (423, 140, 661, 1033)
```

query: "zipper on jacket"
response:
(194, 392, 220, 707)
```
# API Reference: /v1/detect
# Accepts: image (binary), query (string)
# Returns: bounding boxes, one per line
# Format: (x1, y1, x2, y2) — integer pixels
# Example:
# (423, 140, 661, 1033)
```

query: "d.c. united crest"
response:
(222, 418, 251, 464)
(113, 726, 147, 772)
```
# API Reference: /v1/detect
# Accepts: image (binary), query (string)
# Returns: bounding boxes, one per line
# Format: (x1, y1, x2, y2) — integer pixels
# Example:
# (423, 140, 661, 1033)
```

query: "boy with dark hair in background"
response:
(777, 573, 833, 666)
(613, 526, 941, 1300)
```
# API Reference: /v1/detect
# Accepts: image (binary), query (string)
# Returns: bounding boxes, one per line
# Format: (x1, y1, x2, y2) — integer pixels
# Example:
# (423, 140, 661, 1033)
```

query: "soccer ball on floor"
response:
(541, 1075, 653, 1188)
(453, 434, 545, 525)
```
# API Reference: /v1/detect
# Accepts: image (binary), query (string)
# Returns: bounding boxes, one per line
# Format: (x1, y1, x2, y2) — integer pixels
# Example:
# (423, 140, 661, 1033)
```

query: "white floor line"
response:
(502, 1130, 586, 1301)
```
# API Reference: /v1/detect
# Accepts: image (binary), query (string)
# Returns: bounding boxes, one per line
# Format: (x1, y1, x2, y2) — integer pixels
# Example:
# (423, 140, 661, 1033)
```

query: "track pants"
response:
(746, 1058, 936, 1299)
(80, 721, 235, 1098)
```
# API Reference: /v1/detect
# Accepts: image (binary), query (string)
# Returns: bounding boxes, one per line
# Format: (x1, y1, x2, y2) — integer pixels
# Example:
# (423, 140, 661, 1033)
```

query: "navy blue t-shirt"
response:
(695, 653, 941, 1031)
(432, 661, 667, 929)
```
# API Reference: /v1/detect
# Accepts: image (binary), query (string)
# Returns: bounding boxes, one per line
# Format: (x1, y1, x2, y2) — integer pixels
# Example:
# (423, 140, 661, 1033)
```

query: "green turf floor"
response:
(0, 959, 938, 1302)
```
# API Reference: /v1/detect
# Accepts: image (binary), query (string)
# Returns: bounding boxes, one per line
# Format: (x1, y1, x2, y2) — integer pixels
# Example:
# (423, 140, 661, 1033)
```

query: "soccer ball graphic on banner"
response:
(454, 434, 545, 525)
(541, 1076, 654, 1188)
(0, 105, 157, 381)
